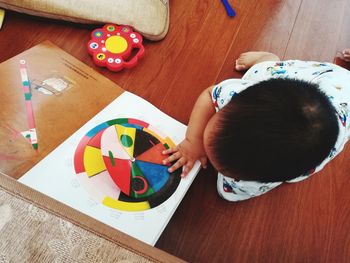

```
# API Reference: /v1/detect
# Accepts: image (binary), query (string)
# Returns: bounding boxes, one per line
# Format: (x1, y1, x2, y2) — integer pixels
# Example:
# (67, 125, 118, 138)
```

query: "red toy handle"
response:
(123, 44, 145, 69)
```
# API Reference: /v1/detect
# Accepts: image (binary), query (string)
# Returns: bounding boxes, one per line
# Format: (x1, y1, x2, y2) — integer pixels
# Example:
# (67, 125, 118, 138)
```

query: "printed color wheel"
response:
(74, 118, 181, 212)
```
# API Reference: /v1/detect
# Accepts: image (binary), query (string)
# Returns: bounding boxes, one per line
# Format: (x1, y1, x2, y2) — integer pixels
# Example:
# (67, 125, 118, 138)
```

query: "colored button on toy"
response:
(87, 24, 145, 72)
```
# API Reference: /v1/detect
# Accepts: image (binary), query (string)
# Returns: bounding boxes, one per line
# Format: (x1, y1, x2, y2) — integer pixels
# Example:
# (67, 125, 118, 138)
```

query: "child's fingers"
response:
(199, 157, 208, 169)
(181, 167, 189, 177)
(168, 157, 186, 173)
(181, 161, 194, 177)
(343, 49, 350, 55)
(342, 49, 350, 61)
(163, 151, 182, 165)
(162, 146, 178, 155)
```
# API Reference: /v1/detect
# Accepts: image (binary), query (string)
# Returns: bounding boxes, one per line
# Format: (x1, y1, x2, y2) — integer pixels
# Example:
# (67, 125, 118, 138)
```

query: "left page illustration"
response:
(0, 41, 124, 179)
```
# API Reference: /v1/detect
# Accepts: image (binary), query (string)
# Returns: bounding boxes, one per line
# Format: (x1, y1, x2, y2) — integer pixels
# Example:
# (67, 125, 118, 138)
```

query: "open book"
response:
(0, 41, 200, 245)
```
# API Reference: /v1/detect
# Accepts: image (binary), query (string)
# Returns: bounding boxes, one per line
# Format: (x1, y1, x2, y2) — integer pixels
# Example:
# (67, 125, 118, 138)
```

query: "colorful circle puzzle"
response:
(87, 24, 144, 72)
(74, 118, 181, 212)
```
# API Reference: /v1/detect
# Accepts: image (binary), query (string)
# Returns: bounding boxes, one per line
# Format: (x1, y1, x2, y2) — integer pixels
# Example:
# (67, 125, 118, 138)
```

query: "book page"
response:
(19, 91, 201, 245)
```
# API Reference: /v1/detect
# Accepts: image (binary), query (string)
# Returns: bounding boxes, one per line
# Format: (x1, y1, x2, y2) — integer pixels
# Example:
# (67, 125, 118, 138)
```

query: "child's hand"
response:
(343, 49, 350, 62)
(162, 138, 208, 177)
(162, 86, 215, 177)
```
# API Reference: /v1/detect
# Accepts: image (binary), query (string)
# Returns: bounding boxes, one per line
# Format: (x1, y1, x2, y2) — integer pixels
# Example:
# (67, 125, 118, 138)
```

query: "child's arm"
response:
(162, 87, 216, 177)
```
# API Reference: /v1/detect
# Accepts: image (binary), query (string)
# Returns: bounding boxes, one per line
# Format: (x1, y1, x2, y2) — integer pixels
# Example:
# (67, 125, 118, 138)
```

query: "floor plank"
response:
(216, 0, 303, 82)
(284, 0, 349, 61)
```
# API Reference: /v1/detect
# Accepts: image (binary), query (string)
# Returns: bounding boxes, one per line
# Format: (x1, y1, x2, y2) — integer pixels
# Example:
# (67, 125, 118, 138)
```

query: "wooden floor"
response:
(1, 0, 350, 262)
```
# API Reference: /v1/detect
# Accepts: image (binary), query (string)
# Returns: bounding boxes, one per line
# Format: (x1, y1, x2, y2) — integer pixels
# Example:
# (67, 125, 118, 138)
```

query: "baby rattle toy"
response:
(87, 24, 145, 72)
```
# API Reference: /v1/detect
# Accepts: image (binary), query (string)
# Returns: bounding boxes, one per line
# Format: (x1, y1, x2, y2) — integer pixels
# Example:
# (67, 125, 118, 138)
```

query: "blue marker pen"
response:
(221, 0, 236, 17)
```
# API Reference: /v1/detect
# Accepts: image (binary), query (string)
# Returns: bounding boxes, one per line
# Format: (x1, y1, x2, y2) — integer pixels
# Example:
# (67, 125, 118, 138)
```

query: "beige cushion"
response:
(0, 0, 169, 40)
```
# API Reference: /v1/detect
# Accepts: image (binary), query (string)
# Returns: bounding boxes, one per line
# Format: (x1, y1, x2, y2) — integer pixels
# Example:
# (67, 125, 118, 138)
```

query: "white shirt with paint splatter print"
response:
(212, 60, 350, 201)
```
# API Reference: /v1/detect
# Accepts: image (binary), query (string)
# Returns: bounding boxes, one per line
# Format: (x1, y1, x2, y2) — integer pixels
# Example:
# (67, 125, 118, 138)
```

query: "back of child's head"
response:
(208, 78, 339, 182)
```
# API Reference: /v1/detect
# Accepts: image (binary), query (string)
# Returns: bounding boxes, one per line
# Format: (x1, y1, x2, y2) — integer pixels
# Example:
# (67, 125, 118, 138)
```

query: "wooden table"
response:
(1, 0, 350, 261)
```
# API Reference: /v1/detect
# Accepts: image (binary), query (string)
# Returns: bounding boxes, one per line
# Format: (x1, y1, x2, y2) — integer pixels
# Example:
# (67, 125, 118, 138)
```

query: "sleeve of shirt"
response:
(217, 173, 282, 202)
(242, 60, 349, 85)
(211, 79, 254, 112)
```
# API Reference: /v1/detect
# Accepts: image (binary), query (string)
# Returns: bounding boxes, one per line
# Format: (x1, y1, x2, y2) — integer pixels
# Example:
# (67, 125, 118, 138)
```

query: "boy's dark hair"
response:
(209, 78, 339, 182)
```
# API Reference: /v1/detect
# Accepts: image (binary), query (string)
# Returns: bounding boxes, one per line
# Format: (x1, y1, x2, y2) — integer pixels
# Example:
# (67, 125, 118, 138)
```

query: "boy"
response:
(163, 51, 350, 201)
